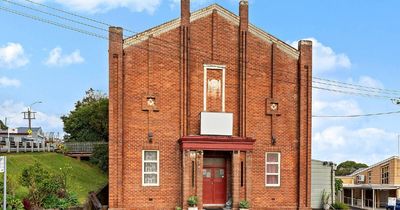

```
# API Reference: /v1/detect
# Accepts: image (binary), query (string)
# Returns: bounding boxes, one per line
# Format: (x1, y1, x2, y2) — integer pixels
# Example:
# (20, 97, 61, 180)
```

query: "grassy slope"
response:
(3, 153, 108, 203)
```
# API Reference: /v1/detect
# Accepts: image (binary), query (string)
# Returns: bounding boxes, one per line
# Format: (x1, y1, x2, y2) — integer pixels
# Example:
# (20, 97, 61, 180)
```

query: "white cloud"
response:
(0, 100, 63, 130)
(54, 0, 161, 14)
(313, 126, 347, 149)
(0, 76, 21, 88)
(347, 76, 384, 89)
(45, 47, 84, 67)
(313, 99, 362, 116)
(313, 126, 397, 165)
(290, 38, 351, 73)
(0, 42, 29, 69)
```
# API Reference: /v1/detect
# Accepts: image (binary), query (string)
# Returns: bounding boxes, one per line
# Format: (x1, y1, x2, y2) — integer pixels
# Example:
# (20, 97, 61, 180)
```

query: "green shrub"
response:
(175, 207, 182, 210)
(90, 143, 108, 172)
(335, 178, 343, 193)
(19, 162, 78, 209)
(42, 192, 78, 209)
(239, 200, 250, 208)
(0, 194, 24, 210)
(321, 189, 330, 205)
(187, 196, 198, 207)
(332, 202, 349, 210)
(65, 192, 79, 207)
(0, 176, 18, 196)
(42, 194, 60, 209)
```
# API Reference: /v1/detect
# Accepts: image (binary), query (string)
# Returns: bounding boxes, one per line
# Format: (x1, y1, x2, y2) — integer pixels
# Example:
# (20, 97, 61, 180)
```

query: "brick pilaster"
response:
(196, 151, 204, 210)
(298, 40, 312, 210)
(182, 150, 191, 209)
(245, 151, 252, 203)
(239, 0, 248, 137)
(108, 26, 123, 209)
(180, 0, 190, 137)
(232, 151, 241, 210)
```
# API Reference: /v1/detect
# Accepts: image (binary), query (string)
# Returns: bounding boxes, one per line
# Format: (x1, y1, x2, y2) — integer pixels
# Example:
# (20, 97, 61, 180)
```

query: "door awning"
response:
(179, 136, 255, 151)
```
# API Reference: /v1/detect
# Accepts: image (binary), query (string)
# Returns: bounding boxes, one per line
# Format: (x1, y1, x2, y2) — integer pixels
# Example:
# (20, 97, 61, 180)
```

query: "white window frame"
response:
(381, 165, 389, 184)
(142, 150, 160, 186)
(368, 171, 372, 184)
(265, 152, 280, 187)
(203, 64, 226, 112)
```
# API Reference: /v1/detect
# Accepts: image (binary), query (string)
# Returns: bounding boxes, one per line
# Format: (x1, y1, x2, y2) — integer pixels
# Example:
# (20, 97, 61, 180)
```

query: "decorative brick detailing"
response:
(108, 0, 312, 209)
(141, 93, 159, 112)
(265, 98, 280, 116)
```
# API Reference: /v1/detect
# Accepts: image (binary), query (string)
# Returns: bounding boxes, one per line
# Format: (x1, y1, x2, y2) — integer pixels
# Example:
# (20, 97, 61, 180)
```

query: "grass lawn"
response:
(1, 152, 108, 203)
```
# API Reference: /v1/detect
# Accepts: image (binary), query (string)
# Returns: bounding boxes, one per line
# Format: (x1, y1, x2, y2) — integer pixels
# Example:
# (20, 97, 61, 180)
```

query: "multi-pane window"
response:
(265, 152, 280, 187)
(381, 165, 389, 184)
(142, 150, 159, 186)
(368, 171, 372, 184)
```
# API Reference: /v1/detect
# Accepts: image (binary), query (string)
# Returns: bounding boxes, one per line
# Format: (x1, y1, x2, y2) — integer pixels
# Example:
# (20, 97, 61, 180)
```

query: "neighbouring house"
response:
(337, 156, 400, 209)
(108, 0, 313, 209)
(311, 160, 336, 209)
(0, 127, 45, 143)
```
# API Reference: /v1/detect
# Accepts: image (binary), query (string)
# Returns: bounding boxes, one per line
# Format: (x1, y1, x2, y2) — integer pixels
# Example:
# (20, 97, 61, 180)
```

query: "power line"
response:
(1, 0, 112, 35)
(10, 0, 400, 97)
(312, 80, 400, 97)
(2, 3, 400, 101)
(312, 110, 400, 118)
(9, 1, 400, 97)
(312, 86, 396, 99)
(313, 77, 400, 94)
(20, 0, 138, 35)
(0, 5, 109, 40)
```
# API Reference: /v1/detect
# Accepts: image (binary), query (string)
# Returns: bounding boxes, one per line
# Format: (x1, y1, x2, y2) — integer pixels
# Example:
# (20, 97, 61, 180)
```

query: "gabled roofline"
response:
(350, 156, 399, 176)
(123, 4, 299, 59)
(336, 176, 353, 179)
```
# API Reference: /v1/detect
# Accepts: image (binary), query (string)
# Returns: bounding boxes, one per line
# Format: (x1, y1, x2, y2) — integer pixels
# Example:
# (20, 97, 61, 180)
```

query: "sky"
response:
(1, 0, 400, 165)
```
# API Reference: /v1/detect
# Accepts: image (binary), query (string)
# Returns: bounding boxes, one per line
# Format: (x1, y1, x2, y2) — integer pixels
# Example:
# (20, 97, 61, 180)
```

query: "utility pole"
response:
(22, 108, 36, 131)
(22, 101, 42, 131)
(5, 118, 9, 142)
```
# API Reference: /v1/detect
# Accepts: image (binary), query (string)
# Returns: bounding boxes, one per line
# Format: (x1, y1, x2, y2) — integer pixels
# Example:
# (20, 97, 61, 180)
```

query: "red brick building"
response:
(108, 0, 312, 209)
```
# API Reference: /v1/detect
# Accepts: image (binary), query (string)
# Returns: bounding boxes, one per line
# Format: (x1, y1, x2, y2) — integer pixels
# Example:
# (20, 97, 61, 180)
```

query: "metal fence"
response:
(64, 142, 107, 153)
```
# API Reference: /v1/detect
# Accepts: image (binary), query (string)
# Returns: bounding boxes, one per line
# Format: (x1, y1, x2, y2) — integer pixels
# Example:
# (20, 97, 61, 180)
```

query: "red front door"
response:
(203, 158, 226, 205)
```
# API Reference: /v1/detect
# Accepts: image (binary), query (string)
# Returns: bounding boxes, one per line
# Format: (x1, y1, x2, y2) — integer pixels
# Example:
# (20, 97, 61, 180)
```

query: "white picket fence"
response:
(0, 139, 57, 153)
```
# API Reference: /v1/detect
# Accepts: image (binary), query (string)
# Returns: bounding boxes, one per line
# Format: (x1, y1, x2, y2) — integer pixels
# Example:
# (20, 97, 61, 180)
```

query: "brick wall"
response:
(109, 1, 312, 209)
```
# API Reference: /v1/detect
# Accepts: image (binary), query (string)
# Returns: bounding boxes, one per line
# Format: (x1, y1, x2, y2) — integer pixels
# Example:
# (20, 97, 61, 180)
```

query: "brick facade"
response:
(108, 0, 312, 209)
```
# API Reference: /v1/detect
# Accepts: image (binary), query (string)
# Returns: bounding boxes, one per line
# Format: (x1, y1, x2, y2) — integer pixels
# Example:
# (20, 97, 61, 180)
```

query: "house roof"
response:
(349, 156, 399, 177)
(349, 168, 367, 176)
(16, 127, 42, 133)
(123, 4, 299, 59)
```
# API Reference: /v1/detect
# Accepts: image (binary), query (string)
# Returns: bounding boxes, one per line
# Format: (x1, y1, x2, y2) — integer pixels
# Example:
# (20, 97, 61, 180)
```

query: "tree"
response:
(0, 119, 7, 130)
(90, 143, 108, 172)
(61, 88, 108, 142)
(335, 178, 343, 193)
(335, 161, 368, 176)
